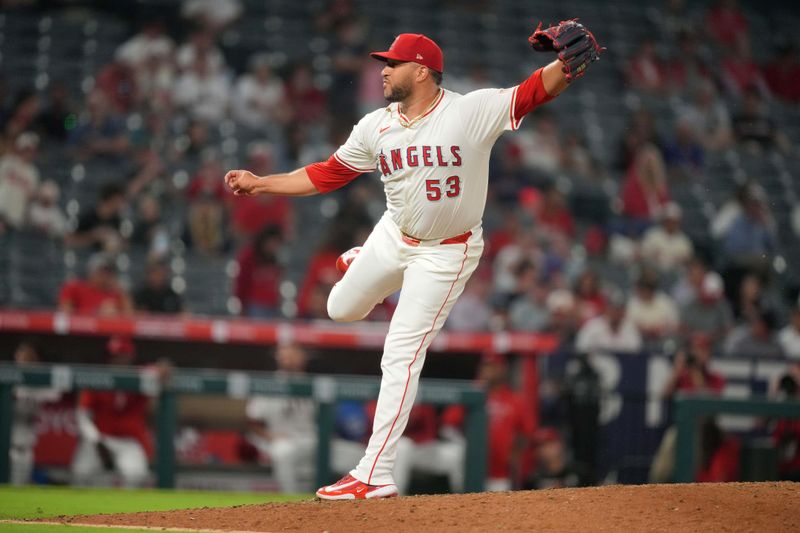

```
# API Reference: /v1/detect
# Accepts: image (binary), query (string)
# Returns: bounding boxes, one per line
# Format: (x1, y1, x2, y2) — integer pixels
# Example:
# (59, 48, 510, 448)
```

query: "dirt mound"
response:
(59, 482, 798, 533)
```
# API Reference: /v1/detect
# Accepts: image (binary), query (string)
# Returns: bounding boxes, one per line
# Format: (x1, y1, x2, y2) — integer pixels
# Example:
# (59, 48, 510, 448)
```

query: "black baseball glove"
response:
(529, 19, 604, 82)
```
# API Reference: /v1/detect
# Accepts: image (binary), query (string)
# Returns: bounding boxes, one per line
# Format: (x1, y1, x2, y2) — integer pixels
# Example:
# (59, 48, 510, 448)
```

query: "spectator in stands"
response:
(666, 31, 712, 96)
(116, 19, 175, 68)
(663, 116, 704, 180)
(11, 339, 61, 485)
(764, 43, 800, 104)
(572, 269, 606, 325)
(71, 336, 154, 488)
(175, 29, 226, 73)
(59, 253, 132, 316)
(130, 194, 169, 259)
(711, 182, 771, 241)
(65, 183, 126, 251)
(244, 343, 363, 492)
(621, 143, 669, 231)
(181, 0, 242, 34)
(172, 52, 231, 123)
(677, 80, 733, 152)
(185, 150, 228, 255)
(95, 60, 138, 113)
(705, 0, 749, 47)
(68, 90, 130, 162)
(297, 227, 354, 319)
(626, 270, 680, 339)
(516, 109, 562, 178)
(724, 308, 784, 358)
(26, 180, 68, 238)
(535, 183, 575, 239)
(722, 189, 776, 265)
(229, 143, 293, 243)
(447, 273, 492, 332)
(234, 225, 284, 319)
(0, 132, 40, 232)
(2, 89, 39, 147)
(732, 87, 791, 154)
(524, 428, 579, 490)
(545, 288, 578, 338)
(732, 273, 771, 322)
(232, 54, 290, 130)
(134, 260, 183, 314)
(34, 81, 76, 142)
(116, 19, 176, 110)
(442, 352, 534, 491)
(328, 19, 367, 122)
(650, 333, 725, 483)
(653, 0, 696, 41)
(640, 202, 694, 272)
(575, 290, 642, 355)
(492, 232, 543, 300)
(559, 131, 595, 179)
(721, 36, 768, 101)
(508, 278, 552, 332)
(285, 64, 327, 126)
(625, 37, 667, 94)
(680, 272, 733, 347)
(616, 108, 661, 171)
(672, 256, 710, 307)
(778, 304, 800, 360)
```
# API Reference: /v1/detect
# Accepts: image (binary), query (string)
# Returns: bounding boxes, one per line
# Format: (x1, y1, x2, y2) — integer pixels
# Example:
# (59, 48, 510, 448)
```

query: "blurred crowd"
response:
(3, 0, 800, 491)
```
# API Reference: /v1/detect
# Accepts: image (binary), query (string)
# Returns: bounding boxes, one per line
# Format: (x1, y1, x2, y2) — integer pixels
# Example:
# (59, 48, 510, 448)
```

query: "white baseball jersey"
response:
(338, 87, 522, 240)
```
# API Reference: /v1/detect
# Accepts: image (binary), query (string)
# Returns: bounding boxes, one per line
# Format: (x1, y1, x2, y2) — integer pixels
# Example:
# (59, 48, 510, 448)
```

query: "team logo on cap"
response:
(416, 53, 423, 59)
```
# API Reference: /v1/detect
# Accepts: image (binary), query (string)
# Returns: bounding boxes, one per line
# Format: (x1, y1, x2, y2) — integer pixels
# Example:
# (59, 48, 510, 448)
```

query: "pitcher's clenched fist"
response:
(224, 169, 259, 196)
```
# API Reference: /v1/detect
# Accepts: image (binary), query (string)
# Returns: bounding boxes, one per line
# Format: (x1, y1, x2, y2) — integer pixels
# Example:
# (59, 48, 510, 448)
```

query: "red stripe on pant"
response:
(367, 242, 470, 484)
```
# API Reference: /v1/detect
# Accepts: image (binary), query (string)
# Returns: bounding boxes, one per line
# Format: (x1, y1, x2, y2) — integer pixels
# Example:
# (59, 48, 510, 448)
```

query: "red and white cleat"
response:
(335, 247, 362, 274)
(315, 474, 399, 500)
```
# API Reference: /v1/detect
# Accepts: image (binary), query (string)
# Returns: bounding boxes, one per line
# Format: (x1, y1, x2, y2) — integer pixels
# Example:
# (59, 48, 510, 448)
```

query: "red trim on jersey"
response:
(305, 154, 365, 194)
(367, 240, 470, 484)
(511, 68, 555, 129)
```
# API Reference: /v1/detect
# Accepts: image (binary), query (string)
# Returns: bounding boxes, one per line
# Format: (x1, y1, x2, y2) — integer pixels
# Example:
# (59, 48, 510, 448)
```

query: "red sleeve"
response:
(78, 390, 94, 409)
(305, 154, 363, 194)
(513, 68, 556, 124)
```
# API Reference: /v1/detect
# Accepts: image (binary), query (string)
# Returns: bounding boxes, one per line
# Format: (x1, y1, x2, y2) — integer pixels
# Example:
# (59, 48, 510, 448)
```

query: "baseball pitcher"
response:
(225, 21, 603, 499)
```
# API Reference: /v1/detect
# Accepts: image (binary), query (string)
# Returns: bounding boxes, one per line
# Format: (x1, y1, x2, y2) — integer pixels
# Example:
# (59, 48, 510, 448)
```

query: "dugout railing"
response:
(0, 363, 488, 491)
(673, 394, 800, 483)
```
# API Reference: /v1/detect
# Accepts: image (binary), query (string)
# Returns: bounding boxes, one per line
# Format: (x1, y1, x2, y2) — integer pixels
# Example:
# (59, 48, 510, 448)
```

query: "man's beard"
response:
(385, 80, 412, 103)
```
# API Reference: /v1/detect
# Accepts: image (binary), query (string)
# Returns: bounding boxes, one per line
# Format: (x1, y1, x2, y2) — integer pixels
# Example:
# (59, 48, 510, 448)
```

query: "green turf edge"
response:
(0, 486, 310, 520)
(0, 525, 199, 533)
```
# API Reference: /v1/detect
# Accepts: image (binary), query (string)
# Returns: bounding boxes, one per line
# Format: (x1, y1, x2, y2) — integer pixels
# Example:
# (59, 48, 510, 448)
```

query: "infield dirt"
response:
(51, 482, 799, 532)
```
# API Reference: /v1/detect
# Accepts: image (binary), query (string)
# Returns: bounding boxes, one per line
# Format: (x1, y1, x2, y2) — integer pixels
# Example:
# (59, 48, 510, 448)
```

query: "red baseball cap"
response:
(370, 33, 444, 73)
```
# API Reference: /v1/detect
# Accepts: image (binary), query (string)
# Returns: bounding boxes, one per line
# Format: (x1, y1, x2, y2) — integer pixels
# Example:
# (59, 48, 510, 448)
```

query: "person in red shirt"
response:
(536, 183, 575, 239)
(234, 225, 284, 318)
(650, 333, 726, 483)
(442, 351, 535, 491)
(229, 143, 294, 243)
(58, 253, 132, 316)
(696, 418, 740, 483)
(705, 0, 749, 47)
(764, 44, 800, 104)
(70, 336, 153, 487)
(621, 142, 669, 229)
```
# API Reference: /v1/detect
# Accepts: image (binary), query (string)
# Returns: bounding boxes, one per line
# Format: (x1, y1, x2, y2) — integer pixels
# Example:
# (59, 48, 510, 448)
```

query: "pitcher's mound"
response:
(61, 482, 798, 533)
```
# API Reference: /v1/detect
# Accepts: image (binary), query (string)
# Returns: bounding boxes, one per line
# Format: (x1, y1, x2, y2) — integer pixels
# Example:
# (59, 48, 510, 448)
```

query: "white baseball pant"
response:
(71, 436, 149, 488)
(393, 435, 466, 494)
(327, 214, 483, 486)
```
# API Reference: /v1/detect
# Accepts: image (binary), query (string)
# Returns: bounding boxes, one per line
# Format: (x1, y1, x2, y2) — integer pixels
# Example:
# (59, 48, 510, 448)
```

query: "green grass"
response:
(0, 485, 309, 531)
